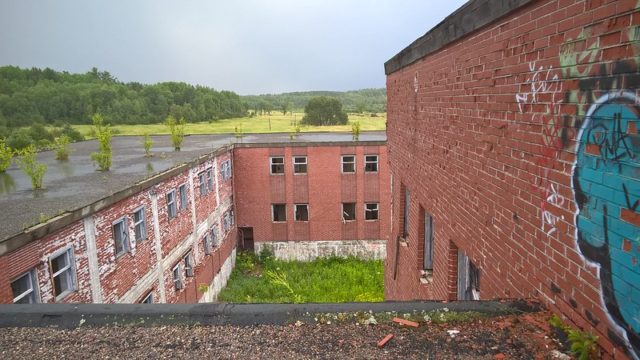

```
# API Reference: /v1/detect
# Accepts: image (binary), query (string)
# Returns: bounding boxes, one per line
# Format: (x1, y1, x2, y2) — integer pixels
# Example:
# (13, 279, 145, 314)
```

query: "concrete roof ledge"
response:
(384, 0, 534, 75)
(0, 300, 539, 328)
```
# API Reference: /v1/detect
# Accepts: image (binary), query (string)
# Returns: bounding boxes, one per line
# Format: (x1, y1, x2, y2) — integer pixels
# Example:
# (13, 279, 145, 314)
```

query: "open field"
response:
(218, 251, 384, 303)
(72, 112, 386, 136)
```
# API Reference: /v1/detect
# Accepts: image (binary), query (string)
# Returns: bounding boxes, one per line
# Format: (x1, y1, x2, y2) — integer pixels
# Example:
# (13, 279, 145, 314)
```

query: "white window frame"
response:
(211, 225, 220, 247)
(341, 155, 355, 173)
(172, 263, 183, 290)
(50, 247, 77, 301)
(179, 184, 188, 210)
(204, 233, 213, 255)
(184, 251, 194, 277)
(207, 167, 214, 191)
(365, 203, 379, 221)
(364, 155, 379, 173)
(221, 160, 232, 180)
(11, 269, 39, 304)
(342, 203, 356, 221)
(198, 172, 207, 196)
(270, 156, 285, 175)
(272, 204, 286, 222)
(113, 217, 130, 256)
(293, 156, 307, 174)
(294, 204, 309, 222)
(133, 206, 147, 241)
(167, 190, 177, 219)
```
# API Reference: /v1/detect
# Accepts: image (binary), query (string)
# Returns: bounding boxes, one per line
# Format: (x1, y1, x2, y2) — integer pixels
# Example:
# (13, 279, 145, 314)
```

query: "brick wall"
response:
(385, 0, 640, 357)
(233, 144, 390, 246)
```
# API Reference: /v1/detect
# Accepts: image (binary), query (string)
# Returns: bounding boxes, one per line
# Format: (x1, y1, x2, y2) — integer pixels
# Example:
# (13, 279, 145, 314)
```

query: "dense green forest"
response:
(243, 88, 386, 114)
(0, 66, 247, 128)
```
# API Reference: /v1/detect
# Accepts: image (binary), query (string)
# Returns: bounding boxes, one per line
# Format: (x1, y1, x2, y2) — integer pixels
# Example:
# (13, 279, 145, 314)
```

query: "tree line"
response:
(243, 88, 386, 115)
(0, 66, 247, 129)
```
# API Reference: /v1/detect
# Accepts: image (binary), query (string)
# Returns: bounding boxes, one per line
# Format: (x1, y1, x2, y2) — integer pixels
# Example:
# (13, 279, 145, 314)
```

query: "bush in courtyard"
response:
(143, 133, 153, 157)
(90, 113, 113, 171)
(15, 145, 47, 189)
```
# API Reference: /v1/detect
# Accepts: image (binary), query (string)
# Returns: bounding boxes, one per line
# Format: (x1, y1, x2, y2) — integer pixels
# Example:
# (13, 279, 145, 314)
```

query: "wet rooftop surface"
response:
(0, 132, 385, 242)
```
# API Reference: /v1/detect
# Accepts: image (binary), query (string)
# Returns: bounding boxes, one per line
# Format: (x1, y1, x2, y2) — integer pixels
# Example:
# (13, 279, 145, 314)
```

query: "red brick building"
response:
(385, 0, 639, 358)
(234, 140, 390, 260)
(0, 133, 388, 305)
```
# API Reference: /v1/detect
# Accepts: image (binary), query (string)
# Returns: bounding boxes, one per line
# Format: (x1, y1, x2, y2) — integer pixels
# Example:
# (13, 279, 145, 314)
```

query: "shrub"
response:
(165, 115, 186, 151)
(143, 133, 153, 157)
(28, 123, 54, 143)
(54, 135, 72, 161)
(15, 145, 47, 189)
(90, 113, 113, 171)
(351, 120, 361, 141)
(6, 129, 33, 150)
(61, 124, 84, 142)
(0, 140, 12, 172)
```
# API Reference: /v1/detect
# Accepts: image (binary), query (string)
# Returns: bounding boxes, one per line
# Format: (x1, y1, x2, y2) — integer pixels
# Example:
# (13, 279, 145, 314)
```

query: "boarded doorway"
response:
(239, 227, 254, 251)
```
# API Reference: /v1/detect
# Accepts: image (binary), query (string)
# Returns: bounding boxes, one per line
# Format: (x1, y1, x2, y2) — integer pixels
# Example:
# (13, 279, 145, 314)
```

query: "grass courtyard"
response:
(218, 250, 384, 303)
(72, 112, 386, 137)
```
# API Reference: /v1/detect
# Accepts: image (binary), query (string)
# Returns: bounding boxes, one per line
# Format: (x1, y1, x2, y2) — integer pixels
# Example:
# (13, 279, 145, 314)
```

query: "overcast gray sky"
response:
(0, 0, 467, 95)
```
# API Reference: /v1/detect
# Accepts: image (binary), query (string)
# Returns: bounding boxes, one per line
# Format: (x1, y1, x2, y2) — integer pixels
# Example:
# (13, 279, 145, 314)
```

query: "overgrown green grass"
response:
(71, 112, 386, 137)
(218, 251, 384, 303)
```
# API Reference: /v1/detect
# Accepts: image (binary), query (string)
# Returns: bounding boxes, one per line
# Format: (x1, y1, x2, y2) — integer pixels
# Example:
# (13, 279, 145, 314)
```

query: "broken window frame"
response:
(50, 247, 77, 300)
(294, 204, 309, 221)
(341, 155, 355, 173)
(270, 157, 285, 174)
(112, 217, 130, 256)
(172, 263, 183, 290)
(179, 184, 188, 210)
(365, 203, 379, 220)
(342, 203, 356, 221)
(198, 172, 207, 196)
(167, 190, 177, 219)
(272, 204, 287, 222)
(11, 269, 39, 304)
(133, 206, 147, 242)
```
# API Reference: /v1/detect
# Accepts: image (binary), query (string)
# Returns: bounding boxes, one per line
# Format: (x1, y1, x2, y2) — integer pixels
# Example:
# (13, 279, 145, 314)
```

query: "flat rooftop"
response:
(0, 131, 386, 244)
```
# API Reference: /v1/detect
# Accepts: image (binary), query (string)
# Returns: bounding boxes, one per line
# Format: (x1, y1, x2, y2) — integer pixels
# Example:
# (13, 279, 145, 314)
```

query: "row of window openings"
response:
(398, 186, 479, 298)
(271, 203, 379, 222)
(196, 160, 232, 199)
(11, 248, 75, 304)
(270, 155, 378, 175)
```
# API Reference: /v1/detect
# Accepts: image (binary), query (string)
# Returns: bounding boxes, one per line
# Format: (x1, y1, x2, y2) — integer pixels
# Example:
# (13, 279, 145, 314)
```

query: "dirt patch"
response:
(0, 310, 564, 359)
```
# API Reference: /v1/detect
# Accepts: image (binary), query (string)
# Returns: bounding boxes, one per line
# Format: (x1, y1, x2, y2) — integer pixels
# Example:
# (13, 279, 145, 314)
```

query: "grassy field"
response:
(72, 112, 386, 137)
(218, 251, 384, 303)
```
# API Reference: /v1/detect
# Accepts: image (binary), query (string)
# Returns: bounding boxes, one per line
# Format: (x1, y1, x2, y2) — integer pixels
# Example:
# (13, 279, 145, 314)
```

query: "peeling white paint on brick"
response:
(199, 248, 236, 303)
(254, 240, 387, 261)
(82, 216, 103, 303)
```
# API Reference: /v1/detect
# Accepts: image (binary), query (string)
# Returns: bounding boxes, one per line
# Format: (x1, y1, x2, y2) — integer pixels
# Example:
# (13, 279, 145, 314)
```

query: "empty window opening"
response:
(198, 172, 207, 196)
(365, 155, 378, 172)
(365, 203, 379, 220)
(211, 226, 220, 247)
(184, 251, 194, 277)
(11, 270, 39, 304)
(223, 210, 233, 231)
(203, 233, 213, 255)
(272, 204, 286, 222)
(401, 185, 410, 239)
(295, 204, 309, 221)
(341, 155, 355, 173)
(141, 292, 153, 304)
(270, 157, 284, 174)
(457, 251, 480, 300)
(172, 263, 183, 290)
(342, 203, 356, 221)
(293, 156, 307, 174)
(133, 207, 146, 241)
(167, 190, 177, 219)
(207, 168, 214, 191)
(179, 184, 188, 210)
(113, 218, 130, 256)
(50, 248, 76, 299)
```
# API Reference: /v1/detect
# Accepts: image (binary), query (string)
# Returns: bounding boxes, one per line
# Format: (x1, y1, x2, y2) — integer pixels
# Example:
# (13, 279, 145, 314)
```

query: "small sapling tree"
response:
(143, 133, 153, 157)
(16, 145, 47, 189)
(54, 135, 72, 161)
(0, 140, 12, 172)
(351, 120, 361, 141)
(165, 115, 186, 151)
(90, 113, 113, 171)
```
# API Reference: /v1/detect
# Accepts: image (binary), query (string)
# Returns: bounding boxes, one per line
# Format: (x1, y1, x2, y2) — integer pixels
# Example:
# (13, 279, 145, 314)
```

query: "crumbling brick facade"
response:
(385, 0, 640, 358)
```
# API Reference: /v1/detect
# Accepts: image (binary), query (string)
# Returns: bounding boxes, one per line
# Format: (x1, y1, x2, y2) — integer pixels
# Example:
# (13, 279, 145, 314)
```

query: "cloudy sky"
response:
(0, 0, 467, 95)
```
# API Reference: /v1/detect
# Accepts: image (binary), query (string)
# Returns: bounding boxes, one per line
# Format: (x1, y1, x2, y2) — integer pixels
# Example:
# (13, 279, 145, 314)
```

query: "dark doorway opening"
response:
(239, 227, 254, 251)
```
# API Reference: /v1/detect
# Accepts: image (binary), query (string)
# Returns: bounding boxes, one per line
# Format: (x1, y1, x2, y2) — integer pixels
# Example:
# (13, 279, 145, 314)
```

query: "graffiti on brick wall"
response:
(564, 28, 640, 358)
(514, 25, 640, 357)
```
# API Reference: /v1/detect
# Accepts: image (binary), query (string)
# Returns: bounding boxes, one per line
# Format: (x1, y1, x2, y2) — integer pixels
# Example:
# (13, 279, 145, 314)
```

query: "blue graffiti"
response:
(573, 91, 640, 356)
